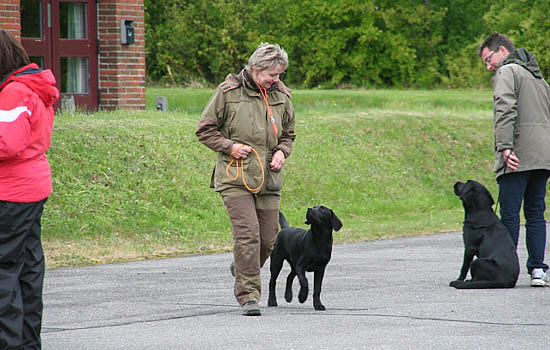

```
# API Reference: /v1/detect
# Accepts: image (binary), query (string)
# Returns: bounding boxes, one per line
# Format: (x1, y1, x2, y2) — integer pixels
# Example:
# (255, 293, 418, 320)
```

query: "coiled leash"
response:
(225, 83, 280, 192)
(226, 144, 265, 192)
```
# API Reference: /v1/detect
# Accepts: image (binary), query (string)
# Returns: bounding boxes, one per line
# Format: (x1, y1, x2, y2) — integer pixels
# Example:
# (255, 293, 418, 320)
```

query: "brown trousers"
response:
(221, 188, 280, 306)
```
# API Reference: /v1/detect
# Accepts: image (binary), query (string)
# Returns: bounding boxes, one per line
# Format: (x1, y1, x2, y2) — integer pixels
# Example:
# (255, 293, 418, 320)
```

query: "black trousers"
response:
(0, 199, 46, 350)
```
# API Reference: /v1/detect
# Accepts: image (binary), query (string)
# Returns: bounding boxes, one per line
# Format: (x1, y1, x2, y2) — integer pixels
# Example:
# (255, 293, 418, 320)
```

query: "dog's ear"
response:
(331, 211, 343, 231)
(482, 186, 495, 206)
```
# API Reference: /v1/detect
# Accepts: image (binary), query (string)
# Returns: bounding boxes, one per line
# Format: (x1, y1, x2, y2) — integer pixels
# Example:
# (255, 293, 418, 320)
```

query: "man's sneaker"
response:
(530, 268, 547, 287)
(242, 300, 261, 316)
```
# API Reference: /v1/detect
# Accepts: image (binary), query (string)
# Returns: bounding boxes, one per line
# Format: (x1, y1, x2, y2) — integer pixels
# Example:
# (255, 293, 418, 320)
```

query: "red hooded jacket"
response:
(0, 64, 59, 202)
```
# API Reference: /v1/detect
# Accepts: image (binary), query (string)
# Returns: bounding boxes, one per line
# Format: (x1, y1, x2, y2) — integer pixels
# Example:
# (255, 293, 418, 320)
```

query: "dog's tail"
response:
(279, 211, 289, 229)
(450, 280, 515, 289)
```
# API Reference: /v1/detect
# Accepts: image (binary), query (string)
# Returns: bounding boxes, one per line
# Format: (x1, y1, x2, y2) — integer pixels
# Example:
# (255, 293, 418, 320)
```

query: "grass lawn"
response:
(44, 88, 500, 268)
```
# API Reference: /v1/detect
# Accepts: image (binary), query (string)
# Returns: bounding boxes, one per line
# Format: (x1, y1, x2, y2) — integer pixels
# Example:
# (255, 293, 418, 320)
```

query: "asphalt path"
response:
(41, 228, 550, 350)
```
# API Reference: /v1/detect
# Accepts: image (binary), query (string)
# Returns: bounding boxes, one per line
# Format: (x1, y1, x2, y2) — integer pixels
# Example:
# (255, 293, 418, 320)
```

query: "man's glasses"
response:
(484, 49, 498, 65)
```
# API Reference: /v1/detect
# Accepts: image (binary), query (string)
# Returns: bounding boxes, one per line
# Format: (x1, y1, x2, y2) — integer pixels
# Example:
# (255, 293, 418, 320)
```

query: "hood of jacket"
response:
(500, 48, 543, 79)
(0, 63, 59, 107)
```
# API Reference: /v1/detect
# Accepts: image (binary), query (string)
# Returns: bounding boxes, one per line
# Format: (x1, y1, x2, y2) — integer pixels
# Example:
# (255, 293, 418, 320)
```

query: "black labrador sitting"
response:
(268, 206, 342, 310)
(450, 180, 519, 289)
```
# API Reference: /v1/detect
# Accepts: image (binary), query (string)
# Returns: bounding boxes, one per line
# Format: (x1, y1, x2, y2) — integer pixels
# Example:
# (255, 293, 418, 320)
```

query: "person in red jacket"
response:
(0, 30, 59, 349)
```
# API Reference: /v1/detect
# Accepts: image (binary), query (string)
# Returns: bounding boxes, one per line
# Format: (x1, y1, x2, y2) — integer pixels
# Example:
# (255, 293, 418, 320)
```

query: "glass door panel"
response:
(61, 57, 89, 94)
(60, 2, 87, 39)
(21, 0, 43, 38)
(29, 56, 45, 68)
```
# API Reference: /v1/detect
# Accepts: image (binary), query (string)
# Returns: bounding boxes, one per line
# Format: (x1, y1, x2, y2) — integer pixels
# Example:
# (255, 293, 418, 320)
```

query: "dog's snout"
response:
(308, 206, 326, 215)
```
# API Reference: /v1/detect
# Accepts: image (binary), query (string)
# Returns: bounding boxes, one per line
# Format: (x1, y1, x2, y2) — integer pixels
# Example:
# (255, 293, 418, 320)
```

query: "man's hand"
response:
(502, 149, 519, 171)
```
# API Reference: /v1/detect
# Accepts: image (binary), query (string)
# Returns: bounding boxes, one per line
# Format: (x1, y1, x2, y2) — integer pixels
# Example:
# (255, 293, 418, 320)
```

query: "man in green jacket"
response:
(479, 33, 550, 286)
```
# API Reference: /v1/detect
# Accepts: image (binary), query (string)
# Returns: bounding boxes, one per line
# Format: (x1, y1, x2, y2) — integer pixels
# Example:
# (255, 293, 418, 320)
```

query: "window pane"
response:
(29, 56, 44, 68)
(61, 57, 89, 94)
(60, 2, 88, 39)
(21, 0, 43, 38)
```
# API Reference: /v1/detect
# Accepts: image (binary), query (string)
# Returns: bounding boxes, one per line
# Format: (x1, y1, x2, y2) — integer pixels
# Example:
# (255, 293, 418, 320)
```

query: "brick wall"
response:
(98, 0, 146, 110)
(0, 0, 146, 110)
(0, 0, 21, 38)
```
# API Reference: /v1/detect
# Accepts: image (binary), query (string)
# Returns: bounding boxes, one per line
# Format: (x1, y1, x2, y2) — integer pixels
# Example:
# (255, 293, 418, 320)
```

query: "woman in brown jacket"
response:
(196, 43, 296, 315)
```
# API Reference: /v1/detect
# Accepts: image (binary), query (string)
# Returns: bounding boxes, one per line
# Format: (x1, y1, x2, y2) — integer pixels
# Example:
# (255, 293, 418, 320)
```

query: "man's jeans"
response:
(498, 169, 550, 274)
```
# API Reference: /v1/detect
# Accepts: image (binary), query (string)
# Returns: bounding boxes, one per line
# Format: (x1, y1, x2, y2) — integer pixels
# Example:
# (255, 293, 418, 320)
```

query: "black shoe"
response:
(242, 301, 261, 316)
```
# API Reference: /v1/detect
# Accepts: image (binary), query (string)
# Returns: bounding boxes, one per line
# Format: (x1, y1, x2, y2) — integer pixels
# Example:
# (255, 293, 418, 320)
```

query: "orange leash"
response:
(226, 144, 265, 192)
(256, 83, 279, 136)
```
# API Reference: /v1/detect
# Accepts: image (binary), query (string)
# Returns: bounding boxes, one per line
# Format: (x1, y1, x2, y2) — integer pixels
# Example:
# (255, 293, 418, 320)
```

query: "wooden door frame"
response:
(21, 0, 98, 111)
(21, 0, 53, 68)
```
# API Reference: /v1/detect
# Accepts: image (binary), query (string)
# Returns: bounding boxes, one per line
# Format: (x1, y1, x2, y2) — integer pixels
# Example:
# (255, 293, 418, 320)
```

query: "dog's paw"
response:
(298, 287, 308, 303)
(267, 298, 278, 307)
(284, 289, 293, 303)
(449, 280, 461, 288)
(314, 302, 325, 311)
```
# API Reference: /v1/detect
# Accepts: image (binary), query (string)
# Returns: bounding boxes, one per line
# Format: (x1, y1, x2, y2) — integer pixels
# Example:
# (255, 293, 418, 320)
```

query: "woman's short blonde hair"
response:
(246, 42, 288, 71)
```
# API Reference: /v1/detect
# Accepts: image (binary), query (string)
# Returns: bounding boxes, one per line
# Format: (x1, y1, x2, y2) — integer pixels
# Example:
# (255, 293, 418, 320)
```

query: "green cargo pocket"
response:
(218, 154, 249, 187)
(218, 153, 267, 191)
(265, 168, 283, 191)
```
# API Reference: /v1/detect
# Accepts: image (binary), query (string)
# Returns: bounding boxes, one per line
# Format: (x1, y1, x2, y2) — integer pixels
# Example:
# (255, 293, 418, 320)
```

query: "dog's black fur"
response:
(450, 180, 519, 289)
(268, 206, 342, 310)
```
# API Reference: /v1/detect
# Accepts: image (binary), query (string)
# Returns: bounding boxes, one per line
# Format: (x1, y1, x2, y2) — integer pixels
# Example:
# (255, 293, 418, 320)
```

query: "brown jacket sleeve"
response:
(274, 100, 296, 158)
(195, 87, 234, 154)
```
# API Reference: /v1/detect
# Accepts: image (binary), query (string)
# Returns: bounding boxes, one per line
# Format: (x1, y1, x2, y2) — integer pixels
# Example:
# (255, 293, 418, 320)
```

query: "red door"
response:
(21, 0, 98, 111)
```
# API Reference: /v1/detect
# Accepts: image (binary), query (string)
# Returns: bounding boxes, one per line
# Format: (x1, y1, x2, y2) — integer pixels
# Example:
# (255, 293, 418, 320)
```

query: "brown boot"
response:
(242, 300, 261, 316)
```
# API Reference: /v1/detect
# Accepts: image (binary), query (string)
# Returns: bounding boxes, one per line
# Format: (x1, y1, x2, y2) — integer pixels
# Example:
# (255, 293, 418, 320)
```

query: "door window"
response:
(21, 0, 43, 38)
(61, 56, 89, 93)
(60, 2, 87, 39)
(29, 57, 45, 67)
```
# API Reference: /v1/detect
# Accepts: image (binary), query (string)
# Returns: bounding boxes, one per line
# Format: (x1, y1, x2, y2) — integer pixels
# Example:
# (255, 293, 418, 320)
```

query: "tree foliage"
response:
(144, 0, 549, 88)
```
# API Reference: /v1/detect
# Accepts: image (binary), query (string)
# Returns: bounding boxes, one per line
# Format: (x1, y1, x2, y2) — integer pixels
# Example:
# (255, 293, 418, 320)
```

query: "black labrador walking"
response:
(268, 206, 342, 310)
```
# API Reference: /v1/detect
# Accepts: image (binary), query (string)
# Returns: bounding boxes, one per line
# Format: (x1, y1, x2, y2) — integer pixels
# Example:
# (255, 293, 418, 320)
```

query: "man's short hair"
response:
(478, 33, 515, 57)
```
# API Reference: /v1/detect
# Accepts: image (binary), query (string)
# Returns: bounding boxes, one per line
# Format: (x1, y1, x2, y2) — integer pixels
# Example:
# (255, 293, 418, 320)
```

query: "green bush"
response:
(144, 0, 549, 89)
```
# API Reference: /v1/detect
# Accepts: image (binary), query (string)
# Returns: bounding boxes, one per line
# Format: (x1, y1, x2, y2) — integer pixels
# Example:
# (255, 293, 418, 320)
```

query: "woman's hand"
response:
(230, 144, 251, 159)
(270, 150, 285, 171)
